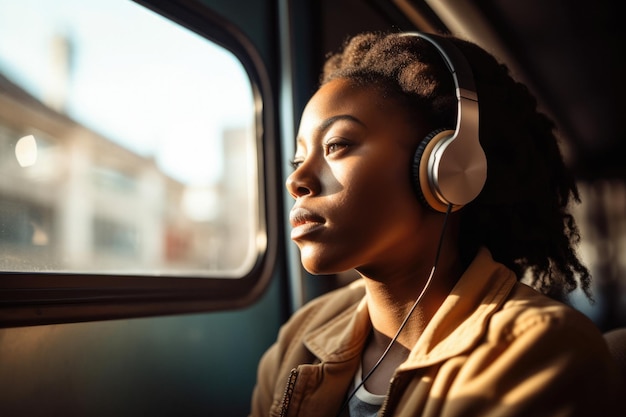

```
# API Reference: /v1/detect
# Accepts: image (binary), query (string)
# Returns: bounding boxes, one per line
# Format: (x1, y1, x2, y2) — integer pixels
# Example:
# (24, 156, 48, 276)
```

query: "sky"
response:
(0, 0, 255, 186)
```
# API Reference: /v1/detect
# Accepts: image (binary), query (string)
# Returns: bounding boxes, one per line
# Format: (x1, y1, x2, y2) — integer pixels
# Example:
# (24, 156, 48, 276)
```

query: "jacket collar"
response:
(303, 248, 517, 369)
(400, 247, 516, 369)
(303, 286, 371, 363)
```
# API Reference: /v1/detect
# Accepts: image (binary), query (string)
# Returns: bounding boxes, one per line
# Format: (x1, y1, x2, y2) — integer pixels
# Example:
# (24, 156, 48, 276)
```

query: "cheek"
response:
(338, 159, 417, 209)
(332, 171, 422, 247)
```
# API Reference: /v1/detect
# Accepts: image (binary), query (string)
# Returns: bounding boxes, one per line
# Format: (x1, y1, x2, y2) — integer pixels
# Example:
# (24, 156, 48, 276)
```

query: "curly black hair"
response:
(321, 32, 591, 300)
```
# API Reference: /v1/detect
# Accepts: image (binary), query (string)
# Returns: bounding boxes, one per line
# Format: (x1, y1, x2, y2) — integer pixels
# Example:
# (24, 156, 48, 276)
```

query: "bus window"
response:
(0, 0, 260, 278)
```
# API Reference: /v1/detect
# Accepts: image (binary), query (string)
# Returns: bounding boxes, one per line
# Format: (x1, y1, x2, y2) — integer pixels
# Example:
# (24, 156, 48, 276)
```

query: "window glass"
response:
(0, 0, 260, 277)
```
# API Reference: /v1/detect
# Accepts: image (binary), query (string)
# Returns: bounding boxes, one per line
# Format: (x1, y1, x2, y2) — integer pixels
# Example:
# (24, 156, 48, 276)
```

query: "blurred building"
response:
(0, 71, 254, 276)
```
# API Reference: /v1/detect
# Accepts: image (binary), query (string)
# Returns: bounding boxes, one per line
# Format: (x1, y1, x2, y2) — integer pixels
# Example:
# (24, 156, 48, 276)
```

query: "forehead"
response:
(298, 78, 413, 135)
(304, 78, 390, 116)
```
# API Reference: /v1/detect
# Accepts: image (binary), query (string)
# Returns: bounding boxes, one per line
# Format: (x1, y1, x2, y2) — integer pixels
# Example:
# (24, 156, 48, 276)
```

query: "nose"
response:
(285, 162, 319, 199)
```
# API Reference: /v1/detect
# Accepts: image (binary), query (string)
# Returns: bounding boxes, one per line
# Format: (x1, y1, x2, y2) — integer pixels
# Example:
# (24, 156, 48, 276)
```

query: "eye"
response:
(289, 158, 304, 170)
(324, 139, 350, 156)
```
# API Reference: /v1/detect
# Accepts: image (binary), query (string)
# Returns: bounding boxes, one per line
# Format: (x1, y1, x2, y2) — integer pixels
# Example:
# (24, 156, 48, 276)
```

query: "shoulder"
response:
(279, 279, 366, 339)
(454, 283, 621, 415)
(491, 283, 620, 406)
(259, 280, 366, 363)
(251, 280, 366, 415)
(492, 282, 604, 344)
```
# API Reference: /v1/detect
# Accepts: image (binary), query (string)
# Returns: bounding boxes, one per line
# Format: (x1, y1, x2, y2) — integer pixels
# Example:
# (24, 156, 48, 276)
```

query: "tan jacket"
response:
(251, 249, 621, 416)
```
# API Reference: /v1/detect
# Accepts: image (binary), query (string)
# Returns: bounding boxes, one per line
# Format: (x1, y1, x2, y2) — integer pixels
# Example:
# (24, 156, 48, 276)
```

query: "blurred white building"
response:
(0, 72, 254, 276)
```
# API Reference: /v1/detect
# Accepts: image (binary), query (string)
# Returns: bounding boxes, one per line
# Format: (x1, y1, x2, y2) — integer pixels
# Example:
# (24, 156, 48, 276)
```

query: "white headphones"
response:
(403, 32, 487, 212)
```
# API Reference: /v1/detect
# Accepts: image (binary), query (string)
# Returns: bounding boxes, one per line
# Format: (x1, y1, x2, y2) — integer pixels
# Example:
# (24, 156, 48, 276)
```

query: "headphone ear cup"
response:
(412, 128, 456, 213)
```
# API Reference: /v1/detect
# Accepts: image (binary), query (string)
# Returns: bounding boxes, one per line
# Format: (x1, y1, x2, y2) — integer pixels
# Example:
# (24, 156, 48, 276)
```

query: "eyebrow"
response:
(316, 114, 366, 134)
(296, 114, 367, 148)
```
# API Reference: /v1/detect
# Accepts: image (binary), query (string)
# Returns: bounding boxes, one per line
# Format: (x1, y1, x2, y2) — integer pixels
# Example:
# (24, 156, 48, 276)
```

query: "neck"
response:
(361, 246, 463, 350)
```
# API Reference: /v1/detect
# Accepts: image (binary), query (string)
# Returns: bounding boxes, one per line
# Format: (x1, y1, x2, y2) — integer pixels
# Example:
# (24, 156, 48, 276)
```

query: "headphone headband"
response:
(401, 32, 477, 102)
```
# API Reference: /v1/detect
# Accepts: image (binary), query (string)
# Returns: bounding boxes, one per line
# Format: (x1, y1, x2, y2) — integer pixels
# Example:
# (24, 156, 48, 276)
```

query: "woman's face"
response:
(286, 78, 437, 276)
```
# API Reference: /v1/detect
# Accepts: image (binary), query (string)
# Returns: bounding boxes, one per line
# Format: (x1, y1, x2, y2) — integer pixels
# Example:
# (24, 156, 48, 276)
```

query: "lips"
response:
(289, 207, 325, 240)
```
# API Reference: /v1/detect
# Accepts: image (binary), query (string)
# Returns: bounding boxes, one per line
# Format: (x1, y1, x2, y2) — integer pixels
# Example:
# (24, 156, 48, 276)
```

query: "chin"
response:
(300, 245, 354, 275)
(301, 260, 333, 275)
(300, 253, 353, 276)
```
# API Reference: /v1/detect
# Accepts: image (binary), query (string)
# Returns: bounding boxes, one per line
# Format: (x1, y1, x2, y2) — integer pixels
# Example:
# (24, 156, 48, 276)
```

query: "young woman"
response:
(250, 32, 620, 417)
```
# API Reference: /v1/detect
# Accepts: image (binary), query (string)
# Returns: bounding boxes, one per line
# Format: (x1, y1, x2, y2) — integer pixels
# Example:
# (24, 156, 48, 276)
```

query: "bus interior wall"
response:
(0, 0, 624, 416)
